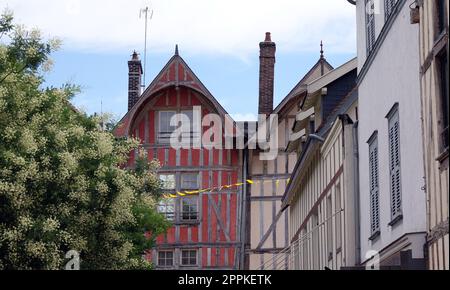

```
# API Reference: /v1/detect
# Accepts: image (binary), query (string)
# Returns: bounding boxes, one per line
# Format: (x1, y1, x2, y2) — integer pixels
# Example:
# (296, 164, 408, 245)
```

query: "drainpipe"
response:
(352, 121, 361, 265)
(240, 146, 249, 269)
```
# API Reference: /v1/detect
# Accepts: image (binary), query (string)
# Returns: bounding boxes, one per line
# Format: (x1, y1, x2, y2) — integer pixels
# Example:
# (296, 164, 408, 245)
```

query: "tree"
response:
(0, 11, 169, 270)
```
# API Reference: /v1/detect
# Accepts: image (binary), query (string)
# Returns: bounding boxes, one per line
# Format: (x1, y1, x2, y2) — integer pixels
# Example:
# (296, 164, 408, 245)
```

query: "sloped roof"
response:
(272, 57, 334, 116)
(301, 57, 357, 110)
(281, 86, 358, 210)
(114, 49, 230, 138)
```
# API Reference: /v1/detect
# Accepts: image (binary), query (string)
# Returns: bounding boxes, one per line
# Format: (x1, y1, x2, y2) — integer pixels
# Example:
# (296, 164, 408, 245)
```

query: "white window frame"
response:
(181, 196, 199, 222)
(157, 198, 175, 221)
(158, 111, 177, 144)
(181, 173, 200, 190)
(180, 249, 198, 266)
(157, 250, 174, 268)
(159, 174, 176, 190)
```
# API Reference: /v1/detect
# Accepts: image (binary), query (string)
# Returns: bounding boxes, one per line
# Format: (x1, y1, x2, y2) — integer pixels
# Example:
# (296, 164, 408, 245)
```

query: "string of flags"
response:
(162, 178, 290, 199)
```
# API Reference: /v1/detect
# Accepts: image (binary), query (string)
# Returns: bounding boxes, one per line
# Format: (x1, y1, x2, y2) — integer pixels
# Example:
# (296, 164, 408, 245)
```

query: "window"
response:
(387, 105, 402, 223)
(181, 173, 199, 190)
(181, 249, 198, 266)
(157, 198, 175, 221)
(368, 132, 380, 236)
(158, 174, 176, 221)
(437, 51, 449, 153)
(159, 174, 176, 190)
(178, 110, 195, 144)
(384, 0, 398, 20)
(366, 0, 376, 54)
(181, 197, 198, 221)
(158, 111, 177, 143)
(158, 251, 174, 267)
(181, 110, 194, 129)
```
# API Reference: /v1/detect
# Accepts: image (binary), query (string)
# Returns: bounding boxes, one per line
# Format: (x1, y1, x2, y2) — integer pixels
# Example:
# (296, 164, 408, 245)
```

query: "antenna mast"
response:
(140, 5, 153, 90)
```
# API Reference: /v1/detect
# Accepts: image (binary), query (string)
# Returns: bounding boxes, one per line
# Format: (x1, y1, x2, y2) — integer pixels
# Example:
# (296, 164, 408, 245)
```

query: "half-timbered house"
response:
(114, 49, 244, 270)
(416, 0, 449, 270)
(246, 35, 335, 270)
(114, 33, 362, 271)
(279, 58, 359, 270)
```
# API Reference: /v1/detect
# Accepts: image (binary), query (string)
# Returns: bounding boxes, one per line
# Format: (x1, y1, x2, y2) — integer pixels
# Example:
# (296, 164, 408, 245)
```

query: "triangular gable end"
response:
(272, 58, 334, 116)
(114, 52, 230, 138)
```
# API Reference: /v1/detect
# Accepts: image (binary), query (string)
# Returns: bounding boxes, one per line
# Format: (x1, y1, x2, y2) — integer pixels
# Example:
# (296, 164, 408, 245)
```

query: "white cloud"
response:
(230, 113, 258, 122)
(1, 0, 356, 57)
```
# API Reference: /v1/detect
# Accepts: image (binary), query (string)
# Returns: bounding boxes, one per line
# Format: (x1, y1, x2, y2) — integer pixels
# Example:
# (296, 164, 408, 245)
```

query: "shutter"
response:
(388, 109, 402, 219)
(366, 0, 376, 53)
(385, 0, 398, 19)
(385, 0, 392, 17)
(369, 135, 380, 234)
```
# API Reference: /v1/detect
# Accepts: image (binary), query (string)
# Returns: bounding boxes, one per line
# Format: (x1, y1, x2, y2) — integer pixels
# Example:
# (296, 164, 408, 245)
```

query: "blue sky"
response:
(44, 48, 356, 121)
(2, 0, 357, 121)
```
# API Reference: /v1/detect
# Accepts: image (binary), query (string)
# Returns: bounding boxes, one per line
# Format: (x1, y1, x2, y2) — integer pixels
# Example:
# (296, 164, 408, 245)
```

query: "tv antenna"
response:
(140, 5, 154, 89)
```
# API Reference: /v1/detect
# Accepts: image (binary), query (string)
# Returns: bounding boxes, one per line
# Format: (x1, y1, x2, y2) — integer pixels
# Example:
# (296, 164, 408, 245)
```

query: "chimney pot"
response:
(258, 33, 276, 116)
(128, 51, 143, 111)
(132, 50, 139, 60)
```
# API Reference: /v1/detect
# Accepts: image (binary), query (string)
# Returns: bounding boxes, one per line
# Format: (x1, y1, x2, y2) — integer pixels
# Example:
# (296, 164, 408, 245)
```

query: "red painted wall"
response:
(127, 81, 242, 269)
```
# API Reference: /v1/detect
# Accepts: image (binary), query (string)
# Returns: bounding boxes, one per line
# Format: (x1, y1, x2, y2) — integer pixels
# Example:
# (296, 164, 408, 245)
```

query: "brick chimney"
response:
(128, 51, 143, 111)
(258, 32, 276, 116)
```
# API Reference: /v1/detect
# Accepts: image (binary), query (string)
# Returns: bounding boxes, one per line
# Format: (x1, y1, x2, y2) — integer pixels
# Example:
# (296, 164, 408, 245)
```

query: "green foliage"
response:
(0, 12, 169, 270)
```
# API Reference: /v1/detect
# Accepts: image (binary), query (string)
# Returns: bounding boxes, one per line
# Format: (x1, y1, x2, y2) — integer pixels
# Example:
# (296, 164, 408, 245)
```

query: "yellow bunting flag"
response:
(163, 177, 290, 199)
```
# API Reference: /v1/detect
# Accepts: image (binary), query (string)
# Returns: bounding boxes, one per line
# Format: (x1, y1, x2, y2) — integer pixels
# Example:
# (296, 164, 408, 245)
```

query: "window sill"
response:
(388, 215, 403, 227)
(369, 230, 381, 242)
(156, 266, 174, 270)
(179, 265, 199, 269)
(175, 220, 200, 226)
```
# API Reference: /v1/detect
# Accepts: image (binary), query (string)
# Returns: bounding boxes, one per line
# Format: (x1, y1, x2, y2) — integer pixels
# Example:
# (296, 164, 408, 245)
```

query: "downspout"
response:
(352, 121, 361, 265)
(240, 147, 249, 269)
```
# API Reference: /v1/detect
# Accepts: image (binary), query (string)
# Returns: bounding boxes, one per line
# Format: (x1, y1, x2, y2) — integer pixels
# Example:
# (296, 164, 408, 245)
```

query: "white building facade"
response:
(351, 0, 427, 269)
